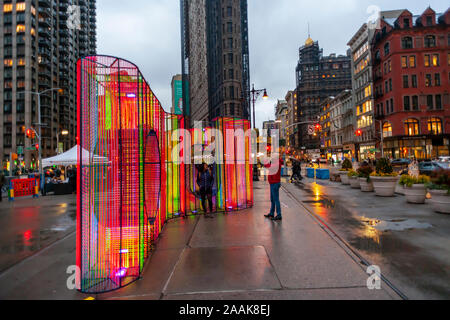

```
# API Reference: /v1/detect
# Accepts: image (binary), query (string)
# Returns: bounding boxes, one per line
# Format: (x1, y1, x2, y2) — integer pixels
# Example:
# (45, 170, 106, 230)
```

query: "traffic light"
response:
(35, 143, 39, 151)
(315, 124, 322, 131)
(26, 128, 36, 139)
(355, 129, 363, 137)
(11, 153, 18, 161)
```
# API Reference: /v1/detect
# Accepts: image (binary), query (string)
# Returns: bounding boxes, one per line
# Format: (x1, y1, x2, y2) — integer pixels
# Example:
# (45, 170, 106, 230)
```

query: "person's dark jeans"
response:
(269, 183, 282, 218)
(200, 188, 213, 213)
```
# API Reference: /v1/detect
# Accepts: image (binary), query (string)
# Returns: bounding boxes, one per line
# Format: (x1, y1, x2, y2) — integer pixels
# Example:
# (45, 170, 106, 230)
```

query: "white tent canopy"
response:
(42, 146, 109, 167)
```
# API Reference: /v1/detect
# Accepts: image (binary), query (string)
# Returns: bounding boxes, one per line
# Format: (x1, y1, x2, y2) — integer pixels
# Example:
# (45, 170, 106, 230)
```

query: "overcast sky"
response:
(97, 0, 448, 128)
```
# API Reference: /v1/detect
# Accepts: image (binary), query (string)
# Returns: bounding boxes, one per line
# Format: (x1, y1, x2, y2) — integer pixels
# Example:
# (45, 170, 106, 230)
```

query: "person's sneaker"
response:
(264, 214, 274, 219)
(272, 216, 282, 221)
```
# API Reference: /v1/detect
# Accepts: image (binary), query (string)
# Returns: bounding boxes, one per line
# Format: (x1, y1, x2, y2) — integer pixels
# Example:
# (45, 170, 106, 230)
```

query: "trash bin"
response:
(316, 169, 330, 180)
(306, 167, 315, 178)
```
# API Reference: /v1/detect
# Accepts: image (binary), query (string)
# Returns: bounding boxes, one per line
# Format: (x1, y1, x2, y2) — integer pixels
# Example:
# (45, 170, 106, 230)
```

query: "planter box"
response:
(429, 190, 450, 214)
(371, 176, 398, 197)
(349, 176, 360, 189)
(340, 173, 350, 185)
(359, 178, 374, 192)
(403, 184, 427, 204)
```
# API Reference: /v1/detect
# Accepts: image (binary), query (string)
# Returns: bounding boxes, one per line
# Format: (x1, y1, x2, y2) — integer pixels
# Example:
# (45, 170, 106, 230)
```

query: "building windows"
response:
(230, 103, 235, 115)
(16, 24, 26, 33)
(411, 74, 418, 88)
(412, 96, 419, 111)
(4, 59, 13, 67)
(425, 74, 432, 87)
(435, 73, 441, 86)
(390, 98, 394, 113)
(383, 122, 393, 138)
(3, 3, 13, 12)
(426, 16, 433, 26)
(384, 42, 390, 56)
(405, 119, 419, 136)
(403, 75, 409, 88)
(428, 117, 442, 135)
(228, 69, 234, 79)
(402, 37, 413, 49)
(403, 96, 410, 111)
(227, 6, 232, 17)
(424, 54, 430, 67)
(424, 35, 436, 48)
(435, 94, 442, 110)
(16, 2, 26, 11)
(409, 56, 416, 68)
(432, 54, 439, 66)
(403, 18, 410, 28)
(427, 95, 434, 109)
(401, 56, 408, 68)
(227, 38, 233, 49)
(227, 22, 232, 33)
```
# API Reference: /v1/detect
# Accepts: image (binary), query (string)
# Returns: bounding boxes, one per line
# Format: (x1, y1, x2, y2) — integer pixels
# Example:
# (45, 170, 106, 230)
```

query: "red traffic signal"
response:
(35, 144, 39, 151)
(315, 124, 322, 131)
(26, 128, 36, 139)
(355, 129, 363, 137)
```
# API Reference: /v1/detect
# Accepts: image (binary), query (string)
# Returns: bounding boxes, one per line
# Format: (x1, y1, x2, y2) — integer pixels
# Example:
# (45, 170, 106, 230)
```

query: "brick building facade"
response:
(372, 7, 450, 160)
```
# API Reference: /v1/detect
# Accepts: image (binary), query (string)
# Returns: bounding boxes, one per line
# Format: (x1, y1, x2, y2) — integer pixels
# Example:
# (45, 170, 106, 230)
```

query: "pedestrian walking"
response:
(197, 163, 215, 217)
(290, 159, 302, 183)
(0, 170, 5, 202)
(264, 155, 283, 221)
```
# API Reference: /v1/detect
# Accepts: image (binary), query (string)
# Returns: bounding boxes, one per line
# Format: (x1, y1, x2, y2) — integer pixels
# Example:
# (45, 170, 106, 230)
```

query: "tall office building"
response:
(180, 0, 250, 125)
(347, 23, 376, 161)
(0, 0, 96, 169)
(295, 37, 352, 152)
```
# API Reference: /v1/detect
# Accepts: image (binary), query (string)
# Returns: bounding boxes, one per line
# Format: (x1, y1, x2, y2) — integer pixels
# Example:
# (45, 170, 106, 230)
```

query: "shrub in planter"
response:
(426, 169, 450, 214)
(399, 175, 430, 204)
(348, 170, 360, 189)
(357, 165, 374, 192)
(339, 159, 353, 185)
(370, 158, 399, 197)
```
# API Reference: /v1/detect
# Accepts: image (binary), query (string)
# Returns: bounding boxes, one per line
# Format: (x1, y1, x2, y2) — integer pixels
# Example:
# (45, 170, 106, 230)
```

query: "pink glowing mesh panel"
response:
(77, 55, 254, 294)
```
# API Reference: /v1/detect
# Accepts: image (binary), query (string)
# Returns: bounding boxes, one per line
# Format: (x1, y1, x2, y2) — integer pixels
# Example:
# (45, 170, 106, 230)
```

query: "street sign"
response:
(17, 146, 24, 155)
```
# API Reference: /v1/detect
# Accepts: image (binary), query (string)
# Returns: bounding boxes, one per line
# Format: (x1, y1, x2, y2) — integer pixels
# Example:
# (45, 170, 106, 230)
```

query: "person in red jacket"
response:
(263, 155, 283, 221)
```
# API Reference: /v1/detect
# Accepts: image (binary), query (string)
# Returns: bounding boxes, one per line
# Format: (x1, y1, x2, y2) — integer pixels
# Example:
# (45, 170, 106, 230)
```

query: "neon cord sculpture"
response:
(77, 56, 254, 293)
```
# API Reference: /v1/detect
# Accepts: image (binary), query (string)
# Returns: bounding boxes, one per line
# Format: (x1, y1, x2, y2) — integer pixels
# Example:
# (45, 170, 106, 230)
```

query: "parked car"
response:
(391, 158, 412, 166)
(438, 156, 450, 163)
(419, 161, 447, 175)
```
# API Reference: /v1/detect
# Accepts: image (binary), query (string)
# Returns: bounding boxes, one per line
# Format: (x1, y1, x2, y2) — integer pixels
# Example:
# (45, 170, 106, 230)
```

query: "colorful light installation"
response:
(77, 55, 253, 293)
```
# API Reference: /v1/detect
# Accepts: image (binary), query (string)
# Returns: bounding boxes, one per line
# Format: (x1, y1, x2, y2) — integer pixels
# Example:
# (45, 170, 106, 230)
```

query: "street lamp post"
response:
(378, 120, 384, 158)
(56, 129, 69, 154)
(18, 88, 62, 192)
(249, 84, 268, 129)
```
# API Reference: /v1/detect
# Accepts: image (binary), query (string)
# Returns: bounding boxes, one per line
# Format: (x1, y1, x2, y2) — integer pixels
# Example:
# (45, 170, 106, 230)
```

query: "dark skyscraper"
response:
(181, 0, 250, 124)
(0, 0, 96, 167)
(295, 37, 352, 151)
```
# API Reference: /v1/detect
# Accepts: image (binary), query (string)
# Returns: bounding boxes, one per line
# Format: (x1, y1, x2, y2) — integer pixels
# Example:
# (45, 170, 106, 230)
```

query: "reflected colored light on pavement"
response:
(360, 217, 381, 245)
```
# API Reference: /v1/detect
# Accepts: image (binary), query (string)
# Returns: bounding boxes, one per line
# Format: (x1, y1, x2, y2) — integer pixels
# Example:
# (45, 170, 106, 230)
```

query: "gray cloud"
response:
(97, 0, 448, 125)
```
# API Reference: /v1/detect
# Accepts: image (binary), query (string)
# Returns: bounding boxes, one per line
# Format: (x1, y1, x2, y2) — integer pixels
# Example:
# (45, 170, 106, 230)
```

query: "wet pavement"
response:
(0, 181, 399, 300)
(283, 177, 450, 299)
(0, 195, 76, 273)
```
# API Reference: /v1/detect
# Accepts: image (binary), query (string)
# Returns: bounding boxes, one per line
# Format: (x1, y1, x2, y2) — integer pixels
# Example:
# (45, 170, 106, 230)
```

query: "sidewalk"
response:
(0, 181, 399, 300)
